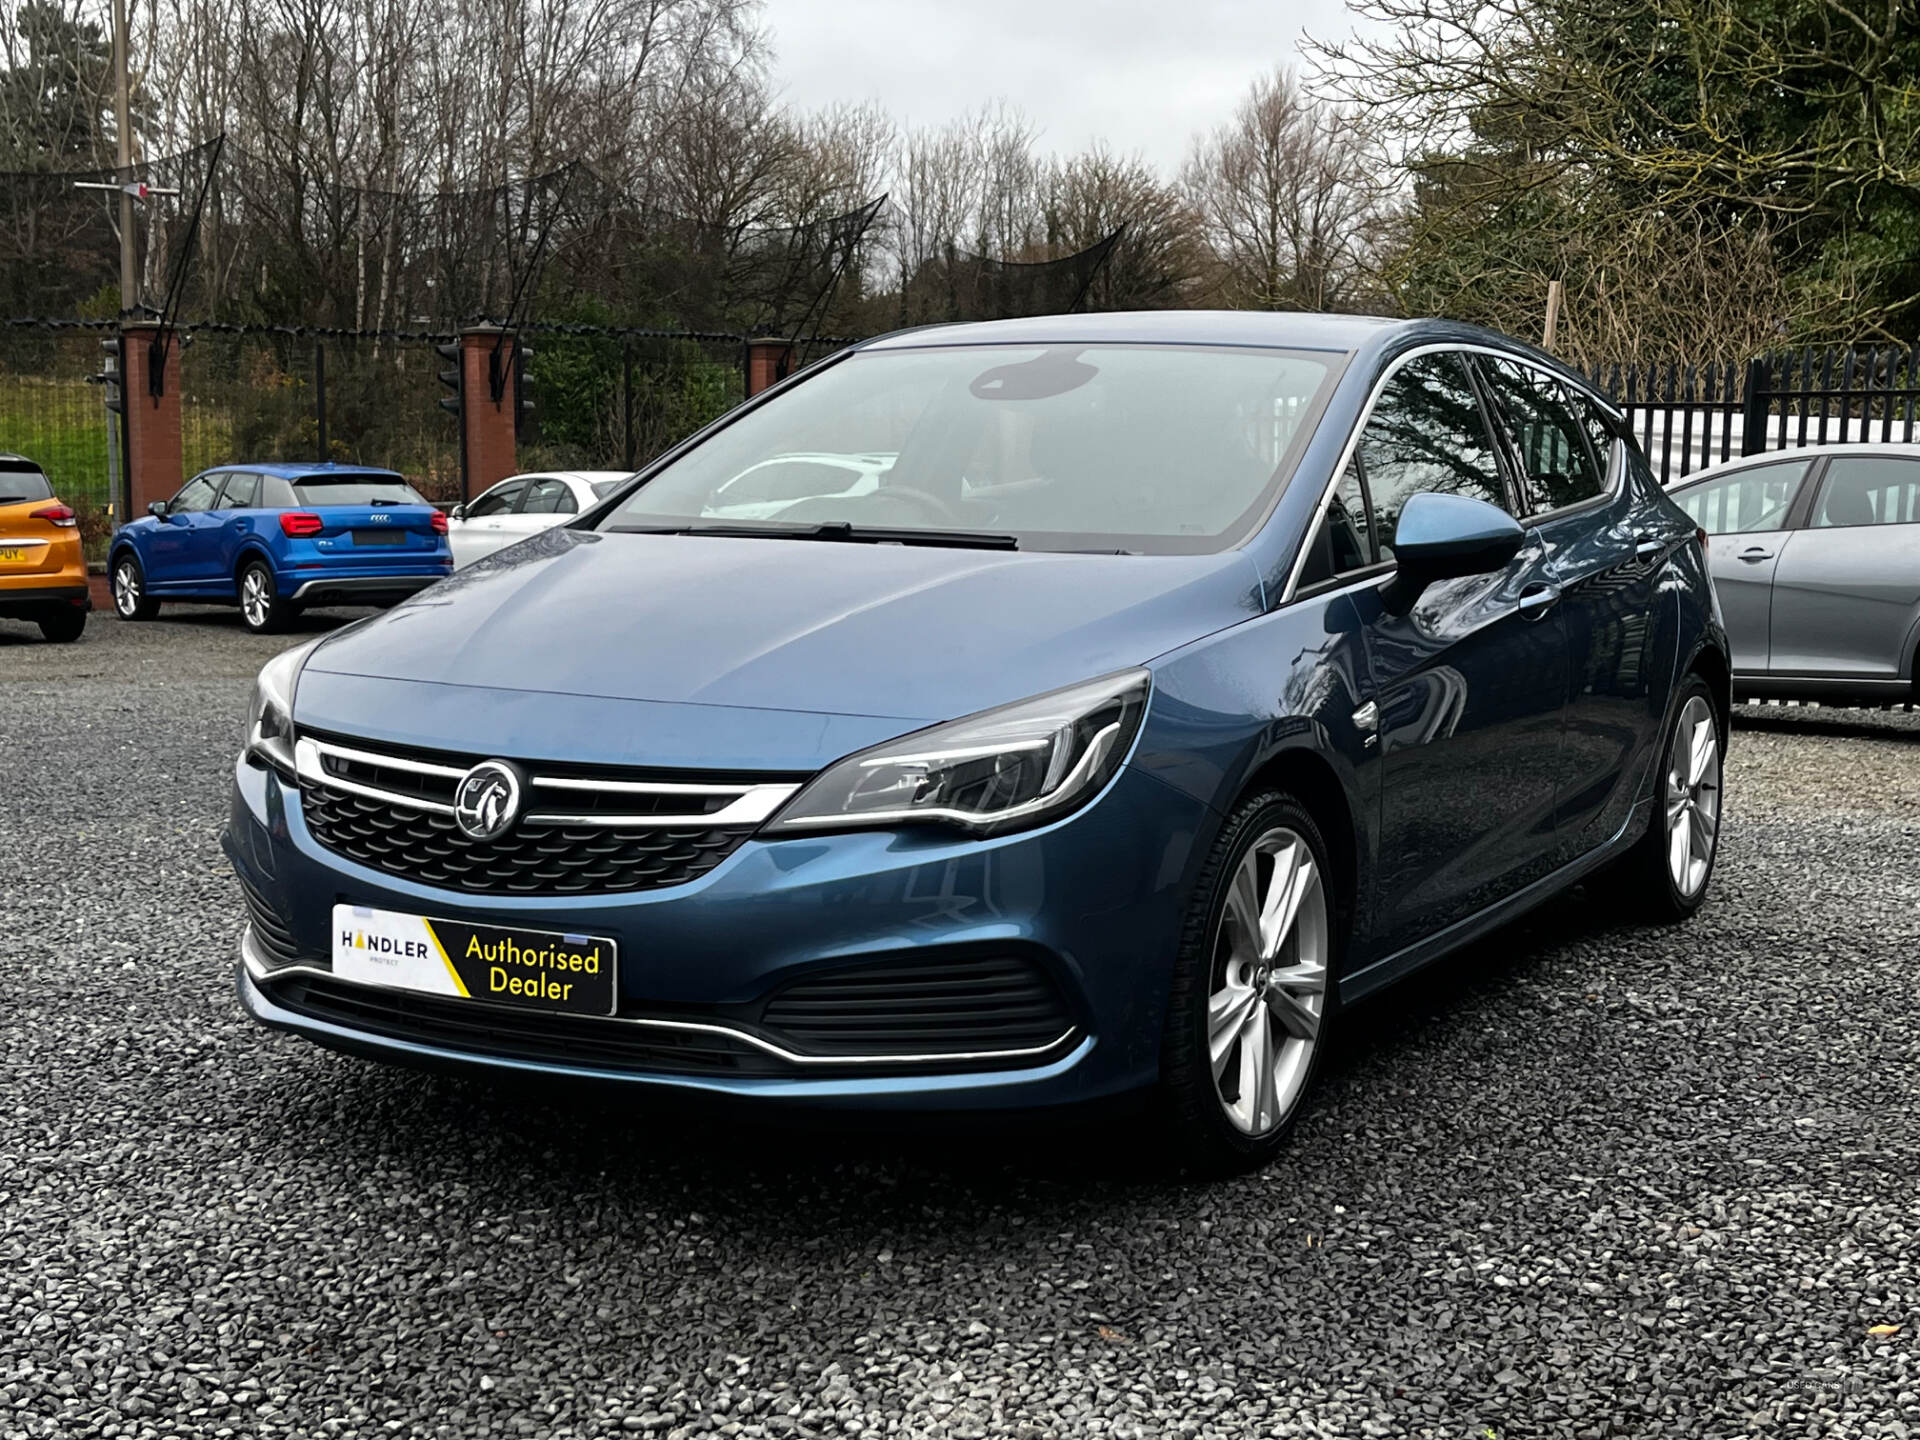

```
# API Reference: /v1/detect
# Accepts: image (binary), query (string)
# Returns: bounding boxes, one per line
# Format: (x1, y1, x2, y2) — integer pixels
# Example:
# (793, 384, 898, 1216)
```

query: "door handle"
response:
(1517, 583, 1561, 620)
(1634, 536, 1665, 558)
(1737, 547, 1774, 563)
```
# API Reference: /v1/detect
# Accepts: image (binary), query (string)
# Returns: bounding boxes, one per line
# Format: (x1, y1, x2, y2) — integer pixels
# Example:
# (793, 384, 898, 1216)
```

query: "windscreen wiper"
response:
(617, 522, 1019, 550)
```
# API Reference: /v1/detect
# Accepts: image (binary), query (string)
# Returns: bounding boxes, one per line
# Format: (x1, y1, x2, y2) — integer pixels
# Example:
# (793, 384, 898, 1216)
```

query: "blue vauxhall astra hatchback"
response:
(109, 463, 452, 634)
(226, 314, 1730, 1171)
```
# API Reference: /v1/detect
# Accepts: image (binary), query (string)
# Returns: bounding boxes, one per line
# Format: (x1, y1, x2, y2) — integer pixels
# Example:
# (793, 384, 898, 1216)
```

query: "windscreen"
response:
(291, 474, 422, 506)
(603, 344, 1339, 553)
(0, 465, 54, 503)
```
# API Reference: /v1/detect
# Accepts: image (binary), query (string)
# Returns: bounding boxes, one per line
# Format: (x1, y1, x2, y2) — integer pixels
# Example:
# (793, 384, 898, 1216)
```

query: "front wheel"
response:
(1159, 791, 1338, 1174)
(111, 553, 159, 621)
(237, 559, 293, 635)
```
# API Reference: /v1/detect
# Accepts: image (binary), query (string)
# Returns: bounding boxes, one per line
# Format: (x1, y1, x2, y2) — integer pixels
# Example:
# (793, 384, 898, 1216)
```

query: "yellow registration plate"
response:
(0, 546, 32, 564)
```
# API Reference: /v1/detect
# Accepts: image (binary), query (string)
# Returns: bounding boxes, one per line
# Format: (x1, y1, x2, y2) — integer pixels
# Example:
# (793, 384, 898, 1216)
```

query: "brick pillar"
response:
(121, 322, 182, 516)
(459, 327, 518, 500)
(744, 338, 794, 397)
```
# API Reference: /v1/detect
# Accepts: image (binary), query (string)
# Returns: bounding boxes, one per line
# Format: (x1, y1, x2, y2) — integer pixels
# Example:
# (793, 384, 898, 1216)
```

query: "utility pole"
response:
(112, 0, 135, 311)
(1540, 279, 1564, 353)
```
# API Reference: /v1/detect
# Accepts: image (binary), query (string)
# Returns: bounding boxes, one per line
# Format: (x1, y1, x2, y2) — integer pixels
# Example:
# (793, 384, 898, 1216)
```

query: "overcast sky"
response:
(760, 0, 1365, 177)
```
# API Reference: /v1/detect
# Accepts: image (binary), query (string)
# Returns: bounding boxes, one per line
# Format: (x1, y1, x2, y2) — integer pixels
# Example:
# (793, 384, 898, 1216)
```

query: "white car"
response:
(701, 453, 894, 521)
(447, 471, 632, 567)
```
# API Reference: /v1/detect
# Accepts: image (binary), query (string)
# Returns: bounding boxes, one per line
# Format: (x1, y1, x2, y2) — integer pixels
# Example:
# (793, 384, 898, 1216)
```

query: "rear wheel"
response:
(1159, 791, 1337, 1174)
(111, 553, 159, 621)
(237, 559, 292, 635)
(1615, 674, 1723, 922)
(36, 606, 85, 643)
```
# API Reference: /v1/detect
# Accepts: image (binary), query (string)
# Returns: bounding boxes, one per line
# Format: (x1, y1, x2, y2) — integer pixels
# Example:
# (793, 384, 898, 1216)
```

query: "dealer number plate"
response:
(331, 904, 617, 1016)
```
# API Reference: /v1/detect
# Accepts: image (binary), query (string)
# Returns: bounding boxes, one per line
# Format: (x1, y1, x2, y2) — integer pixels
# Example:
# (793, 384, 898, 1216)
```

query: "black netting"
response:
(0, 141, 885, 336)
(0, 140, 222, 318)
(897, 230, 1122, 326)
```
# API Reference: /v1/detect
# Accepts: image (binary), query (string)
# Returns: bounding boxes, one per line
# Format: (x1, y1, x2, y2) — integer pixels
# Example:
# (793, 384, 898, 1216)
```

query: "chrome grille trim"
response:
(293, 735, 800, 829)
(240, 928, 1079, 1068)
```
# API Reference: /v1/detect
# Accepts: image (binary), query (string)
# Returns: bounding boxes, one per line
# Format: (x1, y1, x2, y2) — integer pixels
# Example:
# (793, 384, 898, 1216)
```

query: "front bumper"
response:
(225, 752, 1212, 1110)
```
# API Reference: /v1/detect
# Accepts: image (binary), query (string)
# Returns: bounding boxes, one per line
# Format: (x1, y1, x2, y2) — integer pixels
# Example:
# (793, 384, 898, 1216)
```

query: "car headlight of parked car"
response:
(244, 639, 321, 776)
(766, 669, 1150, 837)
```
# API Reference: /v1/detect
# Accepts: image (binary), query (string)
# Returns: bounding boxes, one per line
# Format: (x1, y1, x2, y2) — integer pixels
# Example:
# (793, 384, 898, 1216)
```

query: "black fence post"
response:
(314, 339, 329, 460)
(1739, 356, 1770, 455)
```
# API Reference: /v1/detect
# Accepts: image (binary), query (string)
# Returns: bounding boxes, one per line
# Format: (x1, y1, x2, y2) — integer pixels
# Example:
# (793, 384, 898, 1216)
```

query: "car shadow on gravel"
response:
(254, 885, 1644, 1227)
(144, 604, 378, 633)
(1733, 706, 1920, 742)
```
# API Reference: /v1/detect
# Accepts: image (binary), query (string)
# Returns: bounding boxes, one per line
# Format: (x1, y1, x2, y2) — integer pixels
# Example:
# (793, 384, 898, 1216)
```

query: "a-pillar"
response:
(744, 337, 794, 398)
(120, 321, 183, 517)
(459, 326, 518, 500)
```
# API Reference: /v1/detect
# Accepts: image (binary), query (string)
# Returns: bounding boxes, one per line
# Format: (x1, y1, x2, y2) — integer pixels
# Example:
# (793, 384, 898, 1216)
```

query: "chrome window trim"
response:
(293, 735, 800, 829)
(1279, 342, 1625, 605)
(240, 928, 1076, 1068)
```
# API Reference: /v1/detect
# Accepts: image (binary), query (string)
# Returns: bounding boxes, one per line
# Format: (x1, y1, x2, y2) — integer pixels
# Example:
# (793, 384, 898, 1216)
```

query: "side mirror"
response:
(448, 503, 466, 522)
(148, 500, 168, 517)
(1382, 492, 1524, 611)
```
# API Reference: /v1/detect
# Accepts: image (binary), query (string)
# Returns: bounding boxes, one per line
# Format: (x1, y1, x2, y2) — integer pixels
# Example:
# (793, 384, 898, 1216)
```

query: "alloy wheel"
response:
(114, 560, 140, 617)
(1665, 695, 1721, 898)
(241, 568, 271, 629)
(1207, 826, 1329, 1136)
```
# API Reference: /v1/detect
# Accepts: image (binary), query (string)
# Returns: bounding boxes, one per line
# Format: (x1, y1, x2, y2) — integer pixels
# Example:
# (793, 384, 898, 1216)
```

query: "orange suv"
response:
(0, 454, 89, 643)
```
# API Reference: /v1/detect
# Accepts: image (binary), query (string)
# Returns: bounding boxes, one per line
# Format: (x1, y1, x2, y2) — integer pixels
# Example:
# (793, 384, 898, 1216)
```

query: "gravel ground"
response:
(2, 608, 1918, 1440)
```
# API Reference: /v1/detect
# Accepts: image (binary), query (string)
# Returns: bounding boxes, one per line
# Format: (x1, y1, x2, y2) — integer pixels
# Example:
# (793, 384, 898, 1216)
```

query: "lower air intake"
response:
(759, 953, 1074, 1057)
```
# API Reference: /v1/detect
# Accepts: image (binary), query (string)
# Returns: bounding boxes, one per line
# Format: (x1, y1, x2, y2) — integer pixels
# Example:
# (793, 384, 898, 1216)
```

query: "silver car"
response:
(1669, 444, 1920, 704)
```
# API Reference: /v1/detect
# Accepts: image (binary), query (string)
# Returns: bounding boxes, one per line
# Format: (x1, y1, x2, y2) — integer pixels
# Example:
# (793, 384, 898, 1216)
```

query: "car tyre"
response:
(1614, 672, 1723, 923)
(1159, 789, 1339, 1175)
(237, 559, 293, 635)
(37, 607, 86, 643)
(111, 553, 159, 621)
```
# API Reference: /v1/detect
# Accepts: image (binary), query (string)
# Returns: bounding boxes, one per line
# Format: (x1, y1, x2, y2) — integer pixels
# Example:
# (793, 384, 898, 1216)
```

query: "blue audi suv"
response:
(226, 314, 1729, 1171)
(110, 462, 452, 633)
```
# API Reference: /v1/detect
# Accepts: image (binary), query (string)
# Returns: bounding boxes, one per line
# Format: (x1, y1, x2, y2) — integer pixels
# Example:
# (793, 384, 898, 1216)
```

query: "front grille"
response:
(760, 953, 1074, 1056)
(303, 785, 754, 894)
(239, 878, 310, 970)
(293, 732, 799, 896)
(270, 975, 786, 1076)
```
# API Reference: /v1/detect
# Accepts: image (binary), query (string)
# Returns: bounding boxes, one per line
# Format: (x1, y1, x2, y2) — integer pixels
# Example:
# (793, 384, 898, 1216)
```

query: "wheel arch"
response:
(233, 542, 280, 591)
(1685, 640, 1733, 736)
(1236, 743, 1360, 933)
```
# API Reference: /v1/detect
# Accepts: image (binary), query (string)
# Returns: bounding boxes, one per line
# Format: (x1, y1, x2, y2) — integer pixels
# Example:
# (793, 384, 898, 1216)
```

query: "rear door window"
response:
(519, 478, 576, 515)
(1477, 357, 1607, 515)
(1673, 460, 1811, 534)
(291, 474, 422, 506)
(215, 472, 260, 508)
(1361, 352, 1512, 558)
(1810, 456, 1920, 528)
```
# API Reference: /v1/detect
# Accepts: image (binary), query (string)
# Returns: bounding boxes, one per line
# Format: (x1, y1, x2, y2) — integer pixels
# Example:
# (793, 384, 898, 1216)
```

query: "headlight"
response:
(765, 669, 1150, 837)
(244, 639, 320, 776)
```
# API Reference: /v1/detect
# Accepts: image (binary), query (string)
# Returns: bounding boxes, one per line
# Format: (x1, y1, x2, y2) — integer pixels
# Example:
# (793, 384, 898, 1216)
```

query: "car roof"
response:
(1672, 442, 1920, 490)
(860, 310, 1448, 354)
(206, 462, 405, 479)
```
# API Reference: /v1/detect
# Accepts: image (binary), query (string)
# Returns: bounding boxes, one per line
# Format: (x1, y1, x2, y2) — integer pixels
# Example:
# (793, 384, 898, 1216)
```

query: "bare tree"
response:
(1183, 67, 1385, 312)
